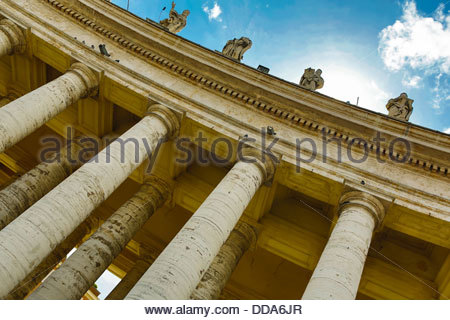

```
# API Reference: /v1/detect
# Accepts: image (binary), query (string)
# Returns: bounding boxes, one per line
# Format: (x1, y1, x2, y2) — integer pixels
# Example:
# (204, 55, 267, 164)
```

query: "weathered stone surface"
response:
(190, 222, 256, 300)
(0, 137, 94, 231)
(0, 105, 179, 299)
(5, 218, 96, 300)
(0, 19, 25, 57)
(302, 191, 385, 300)
(222, 37, 252, 61)
(0, 63, 98, 154)
(27, 175, 171, 300)
(386, 93, 414, 121)
(0, 0, 448, 302)
(0, 156, 71, 231)
(299, 68, 324, 91)
(125, 148, 274, 300)
(159, 1, 189, 33)
(106, 249, 155, 300)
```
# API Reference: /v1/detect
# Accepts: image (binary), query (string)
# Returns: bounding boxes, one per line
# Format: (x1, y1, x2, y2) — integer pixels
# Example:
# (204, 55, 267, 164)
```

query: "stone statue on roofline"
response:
(221, 37, 253, 61)
(299, 68, 324, 91)
(159, 1, 190, 34)
(386, 93, 414, 121)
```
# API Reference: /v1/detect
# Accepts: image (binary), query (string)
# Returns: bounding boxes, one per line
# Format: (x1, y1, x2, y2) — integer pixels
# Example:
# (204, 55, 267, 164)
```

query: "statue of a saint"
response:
(386, 93, 414, 121)
(159, 2, 190, 34)
(221, 37, 252, 61)
(299, 68, 324, 91)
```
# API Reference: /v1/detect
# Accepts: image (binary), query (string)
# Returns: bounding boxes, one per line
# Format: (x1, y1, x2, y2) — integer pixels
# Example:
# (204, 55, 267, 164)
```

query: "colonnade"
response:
(0, 18, 386, 300)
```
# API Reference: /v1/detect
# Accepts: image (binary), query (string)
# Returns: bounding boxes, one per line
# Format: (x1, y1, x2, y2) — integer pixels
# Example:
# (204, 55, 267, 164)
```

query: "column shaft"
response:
(190, 222, 256, 300)
(126, 151, 274, 300)
(5, 218, 96, 300)
(0, 152, 71, 230)
(28, 175, 171, 300)
(0, 19, 25, 57)
(0, 63, 97, 153)
(105, 252, 155, 300)
(302, 191, 384, 300)
(0, 105, 179, 298)
(0, 138, 99, 230)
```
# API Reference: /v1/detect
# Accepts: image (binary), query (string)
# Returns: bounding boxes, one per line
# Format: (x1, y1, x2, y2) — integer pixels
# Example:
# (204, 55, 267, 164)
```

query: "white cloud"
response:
(318, 65, 391, 114)
(203, 2, 222, 22)
(434, 3, 446, 22)
(431, 72, 449, 111)
(274, 58, 392, 114)
(402, 74, 422, 88)
(443, 127, 450, 134)
(378, 1, 450, 73)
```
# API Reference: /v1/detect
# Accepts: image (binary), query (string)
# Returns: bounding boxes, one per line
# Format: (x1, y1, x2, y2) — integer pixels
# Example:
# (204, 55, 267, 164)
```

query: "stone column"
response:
(126, 149, 275, 300)
(106, 250, 155, 300)
(0, 104, 179, 298)
(5, 218, 96, 300)
(0, 138, 93, 230)
(302, 191, 385, 300)
(27, 175, 172, 300)
(0, 63, 98, 154)
(0, 19, 25, 58)
(190, 221, 256, 300)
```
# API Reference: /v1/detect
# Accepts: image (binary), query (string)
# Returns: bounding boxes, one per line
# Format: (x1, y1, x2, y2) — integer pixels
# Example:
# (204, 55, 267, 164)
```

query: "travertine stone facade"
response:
(125, 149, 275, 300)
(0, 19, 25, 57)
(0, 105, 179, 298)
(5, 218, 97, 300)
(0, 63, 98, 154)
(302, 192, 385, 299)
(0, 0, 448, 301)
(191, 222, 257, 300)
(28, 175, 172, 300)
(0, 138, 93, 230)
(106, 250, 155, 300)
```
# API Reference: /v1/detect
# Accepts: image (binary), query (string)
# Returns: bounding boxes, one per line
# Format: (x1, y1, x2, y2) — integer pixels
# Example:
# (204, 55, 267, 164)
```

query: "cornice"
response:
(2, 0, 450, 184)
(82, 0, 449, 148)
(38, 0, 450, 178)
(0, 0, 448, 221)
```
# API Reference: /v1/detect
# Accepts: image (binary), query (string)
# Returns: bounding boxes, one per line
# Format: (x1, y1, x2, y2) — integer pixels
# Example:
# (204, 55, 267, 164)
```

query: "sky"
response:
(110, 0, 450, 134)
(90, 0, 450, 298)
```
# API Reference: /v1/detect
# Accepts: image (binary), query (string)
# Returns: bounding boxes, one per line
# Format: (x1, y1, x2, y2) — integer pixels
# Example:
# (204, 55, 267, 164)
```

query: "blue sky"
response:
(93, 0, 450, 298)
(110, 0, 450, 133)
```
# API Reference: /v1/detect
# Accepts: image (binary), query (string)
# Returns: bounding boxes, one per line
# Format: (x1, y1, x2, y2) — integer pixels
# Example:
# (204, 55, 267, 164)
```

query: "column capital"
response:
(234, 221, 258, 247)
(146, 104, 181, 139)
(142, 174, 173, 203)
(68, 63, 99, 98)
(0, 19, 26, 55)
(240, 146, 276, 182)
(338, 191, 385, 228)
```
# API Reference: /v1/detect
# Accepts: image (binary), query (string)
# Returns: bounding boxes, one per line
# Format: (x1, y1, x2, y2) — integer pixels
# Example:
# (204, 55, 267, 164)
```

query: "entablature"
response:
(0, 0, 448, 232)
